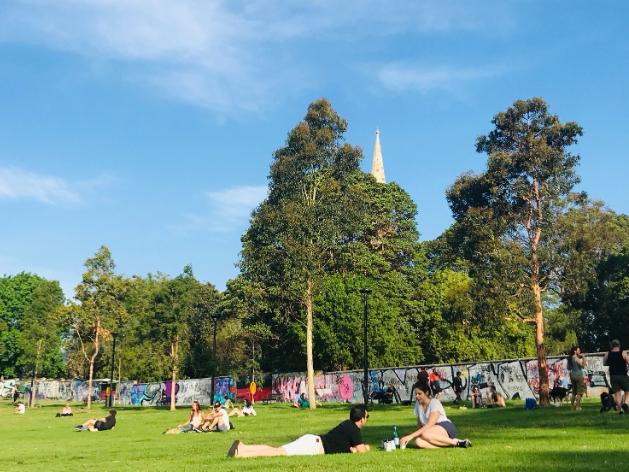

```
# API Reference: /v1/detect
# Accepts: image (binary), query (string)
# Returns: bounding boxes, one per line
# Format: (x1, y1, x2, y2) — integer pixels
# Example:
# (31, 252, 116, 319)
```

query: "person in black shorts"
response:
(75, 409, 117, 431)
(604, 339, 629, 414)
(227, 405, 370, 457)
(452, 372, 466, 403)
(402, 385, 471, 449)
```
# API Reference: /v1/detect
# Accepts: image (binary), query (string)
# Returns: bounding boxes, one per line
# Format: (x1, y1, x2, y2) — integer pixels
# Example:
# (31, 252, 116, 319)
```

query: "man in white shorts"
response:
(227, 405, 370, 457)
(203, 402, 231, 432)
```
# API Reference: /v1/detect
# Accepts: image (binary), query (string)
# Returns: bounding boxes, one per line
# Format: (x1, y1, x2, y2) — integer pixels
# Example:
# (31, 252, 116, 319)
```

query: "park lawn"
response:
(1, 399, 628, 471)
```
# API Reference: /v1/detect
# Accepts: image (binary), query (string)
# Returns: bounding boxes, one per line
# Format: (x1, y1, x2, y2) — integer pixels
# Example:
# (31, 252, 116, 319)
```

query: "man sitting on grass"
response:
(75, 409, 117, 432)
(200, 402, 231, 432)
(227, 405, 370, 458)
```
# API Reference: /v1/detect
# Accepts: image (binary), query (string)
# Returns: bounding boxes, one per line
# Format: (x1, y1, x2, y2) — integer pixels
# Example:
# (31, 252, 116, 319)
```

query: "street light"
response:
(210, 311, 221, 403)
(359, 288, 371, 405)
(108, 332, 117, 407)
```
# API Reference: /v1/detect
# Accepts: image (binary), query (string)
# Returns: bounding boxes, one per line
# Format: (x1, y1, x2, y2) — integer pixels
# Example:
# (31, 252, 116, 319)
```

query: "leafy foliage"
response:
(0, 273, 65, 378)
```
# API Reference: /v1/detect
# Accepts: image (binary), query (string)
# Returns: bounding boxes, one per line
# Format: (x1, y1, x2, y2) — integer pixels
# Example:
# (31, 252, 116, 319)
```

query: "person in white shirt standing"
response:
(401, 384, 471, 449)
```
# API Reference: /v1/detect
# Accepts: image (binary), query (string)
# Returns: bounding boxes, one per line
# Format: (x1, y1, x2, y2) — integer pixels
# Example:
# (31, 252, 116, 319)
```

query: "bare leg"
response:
(236, 443, 287, 457)
(210, 416, 227, 430)
(420, 426, 458, 448)
(572, 394, 582, 410)
(613, 391, 622, 410)
(414, 437, 439, 449)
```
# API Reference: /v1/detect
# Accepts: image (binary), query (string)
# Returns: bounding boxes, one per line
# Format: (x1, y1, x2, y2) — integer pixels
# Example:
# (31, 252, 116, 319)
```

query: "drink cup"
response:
(400, 442, 406, 450)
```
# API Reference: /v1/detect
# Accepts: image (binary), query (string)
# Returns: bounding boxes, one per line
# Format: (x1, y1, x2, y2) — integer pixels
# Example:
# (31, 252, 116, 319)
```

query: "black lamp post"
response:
(359, 288, 371, 405)
(108, 332, 117, 407)
(210, 311, 221, 403)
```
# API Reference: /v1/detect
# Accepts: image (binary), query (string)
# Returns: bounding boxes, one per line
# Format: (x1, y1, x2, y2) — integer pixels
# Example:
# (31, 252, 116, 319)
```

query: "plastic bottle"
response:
(393, 425, 399, 447)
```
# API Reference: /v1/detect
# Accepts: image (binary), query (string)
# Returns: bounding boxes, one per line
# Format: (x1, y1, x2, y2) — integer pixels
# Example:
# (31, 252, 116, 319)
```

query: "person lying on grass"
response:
(227, 404, 370, 458)
(75, 409, 117, 432)
(164, 400, 204, 434)
(401, 385, 471, 449)
(200, 402, 231, 432)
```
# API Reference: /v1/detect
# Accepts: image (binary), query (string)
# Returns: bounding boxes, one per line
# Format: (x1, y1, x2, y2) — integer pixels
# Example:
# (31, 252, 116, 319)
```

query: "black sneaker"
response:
(227, 440, 241, 457)
(622, 403, 629, 413)
(457, 439, 472, 448)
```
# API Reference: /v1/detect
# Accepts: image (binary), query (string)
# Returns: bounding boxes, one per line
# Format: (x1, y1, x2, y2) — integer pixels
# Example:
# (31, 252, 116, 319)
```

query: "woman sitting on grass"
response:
(292, 393, 310, 409)
(229, 399, 257, 417)
(486, 386, 506, 408)
(56, 404, 74, 417)
(164, 400, 204, 434)
(401, 385, 471, 449)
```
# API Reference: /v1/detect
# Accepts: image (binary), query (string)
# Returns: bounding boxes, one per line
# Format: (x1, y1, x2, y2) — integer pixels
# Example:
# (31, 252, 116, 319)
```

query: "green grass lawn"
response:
(1, 399, 627, 471)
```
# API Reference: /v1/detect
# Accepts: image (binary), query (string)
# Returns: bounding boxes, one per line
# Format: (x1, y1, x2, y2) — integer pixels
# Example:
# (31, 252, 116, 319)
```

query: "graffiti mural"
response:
(496, 361, 534, 400)
(271, 352, 620, 403)
(0, 378, 17, 398)
(28, 376, 235, 407)
(20, 352, 621, 406)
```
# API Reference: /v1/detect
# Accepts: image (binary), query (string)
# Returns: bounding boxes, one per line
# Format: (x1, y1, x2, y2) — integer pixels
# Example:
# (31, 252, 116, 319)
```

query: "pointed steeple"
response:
(371, 128, 386, 183)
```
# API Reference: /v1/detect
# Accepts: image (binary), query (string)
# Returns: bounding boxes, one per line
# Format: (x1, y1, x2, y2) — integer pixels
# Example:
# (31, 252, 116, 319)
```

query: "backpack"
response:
(524, 398, 537, 410)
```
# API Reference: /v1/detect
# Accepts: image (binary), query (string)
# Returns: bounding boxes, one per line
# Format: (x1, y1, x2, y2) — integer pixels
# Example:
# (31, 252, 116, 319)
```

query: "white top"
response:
(242, 405, 256, 416)
(190, 412, 203, 428)
(414, 399, 449, 425)
(220, 408, 230, 430)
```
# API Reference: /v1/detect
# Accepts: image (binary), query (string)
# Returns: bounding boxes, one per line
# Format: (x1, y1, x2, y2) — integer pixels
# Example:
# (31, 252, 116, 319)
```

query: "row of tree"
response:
(1, 98, 627, 408)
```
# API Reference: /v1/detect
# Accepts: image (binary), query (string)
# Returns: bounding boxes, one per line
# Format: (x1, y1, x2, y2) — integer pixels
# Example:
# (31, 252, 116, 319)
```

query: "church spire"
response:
(371, 128, 386, 183)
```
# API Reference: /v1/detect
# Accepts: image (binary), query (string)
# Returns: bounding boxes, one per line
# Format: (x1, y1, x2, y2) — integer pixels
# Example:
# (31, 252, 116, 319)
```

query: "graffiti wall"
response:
(0, 378, 17, 398)
(272, 353, 616, 403)
(116, 377, 235, 406)
(29, 376, 236, 407)
(18, 352, 621, 406)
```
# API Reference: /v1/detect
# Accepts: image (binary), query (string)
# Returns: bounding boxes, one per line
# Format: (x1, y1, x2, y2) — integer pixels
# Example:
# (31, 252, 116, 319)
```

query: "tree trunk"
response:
(530, 177, 549, 406)
(305, 277, 316, 410)
(531, 255, 549, 406)
(86, 318, 101, 410)
(170, 335, 179, 411)
(28, 340, 43, 408)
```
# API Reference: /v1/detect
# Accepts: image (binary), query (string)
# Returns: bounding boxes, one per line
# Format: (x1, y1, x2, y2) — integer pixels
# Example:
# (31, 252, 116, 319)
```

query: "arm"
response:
(575, 355, 585, 368)
(401, 410, 440, 446)
(350, 444, 370, 453)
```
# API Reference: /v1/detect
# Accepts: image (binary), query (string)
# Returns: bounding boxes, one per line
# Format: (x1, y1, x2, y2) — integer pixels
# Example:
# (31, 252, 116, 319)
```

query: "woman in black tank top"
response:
(604, 339, 629, 413)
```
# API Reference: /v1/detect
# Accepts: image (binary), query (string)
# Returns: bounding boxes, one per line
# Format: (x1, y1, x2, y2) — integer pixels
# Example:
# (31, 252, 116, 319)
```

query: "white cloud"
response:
(0, 166, 81, 204)
(0, 166, 112, 205)
(207, 185, 268, 219)
(376, 63, 506, 93)
(0, 1, 514, 113)
(173, 184, 267, 233)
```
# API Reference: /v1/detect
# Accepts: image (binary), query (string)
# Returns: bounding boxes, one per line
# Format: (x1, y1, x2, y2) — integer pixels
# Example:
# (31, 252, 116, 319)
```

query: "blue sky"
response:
(1, 1, 627, 298)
